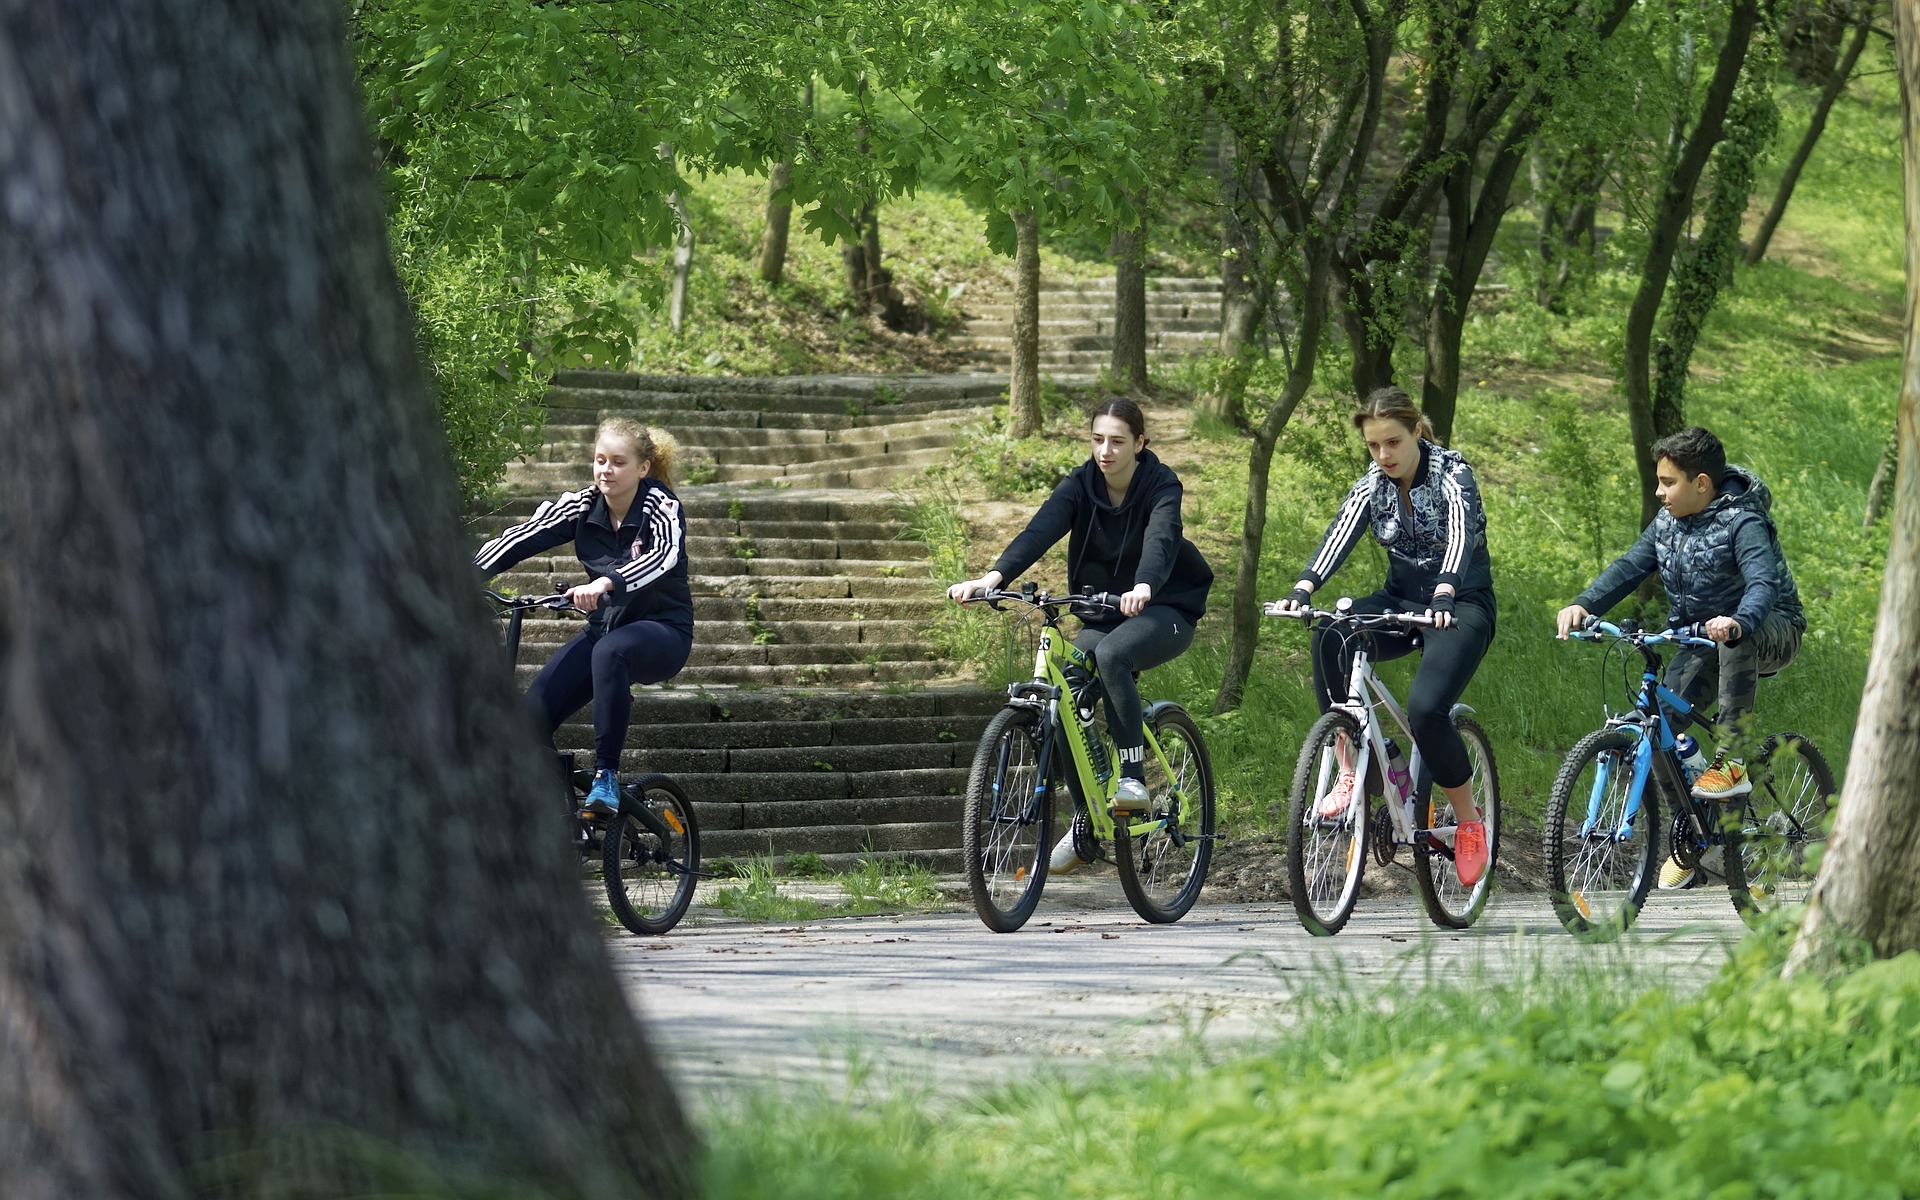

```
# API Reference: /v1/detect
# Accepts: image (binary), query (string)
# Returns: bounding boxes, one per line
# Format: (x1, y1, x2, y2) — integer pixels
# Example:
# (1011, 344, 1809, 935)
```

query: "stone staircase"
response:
(476, 371, 1009, 870)
(952, 275, 1222, 380)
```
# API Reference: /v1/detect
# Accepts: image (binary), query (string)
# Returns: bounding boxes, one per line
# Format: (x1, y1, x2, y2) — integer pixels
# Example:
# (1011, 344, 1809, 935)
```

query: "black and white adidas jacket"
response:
(1297, 440, 1495, 605)
(475, 479, 694, 635)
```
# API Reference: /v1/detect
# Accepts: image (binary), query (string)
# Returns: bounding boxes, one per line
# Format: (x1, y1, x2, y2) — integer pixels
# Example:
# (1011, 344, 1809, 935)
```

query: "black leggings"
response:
(527, 620, 693, 772)
(1072, 606, 1197, 778)
(1309, 591, 1494, 789)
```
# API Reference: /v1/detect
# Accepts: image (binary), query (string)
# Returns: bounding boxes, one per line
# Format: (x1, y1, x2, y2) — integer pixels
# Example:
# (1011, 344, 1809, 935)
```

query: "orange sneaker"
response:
(1692, 757, 1751, 799)
(1454, 820, 1489, 887)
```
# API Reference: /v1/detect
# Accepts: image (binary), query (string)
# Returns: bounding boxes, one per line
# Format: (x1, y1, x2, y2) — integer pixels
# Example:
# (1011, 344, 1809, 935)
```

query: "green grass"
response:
(710, 855, 949, 921)
(698, 932, 1920, 1198)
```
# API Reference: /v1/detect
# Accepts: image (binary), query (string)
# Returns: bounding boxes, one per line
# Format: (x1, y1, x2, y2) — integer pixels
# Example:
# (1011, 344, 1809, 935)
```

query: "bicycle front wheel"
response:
(1413, 711, 1500, 929)
(963, 706, 1054, 932)
(1733, 732, 1836, 919)
(1285, 710, 1369, 936)
(1114, 705, 1216, 924)
(1544, 728, 1657, 940)
(604, 774, 700, 936)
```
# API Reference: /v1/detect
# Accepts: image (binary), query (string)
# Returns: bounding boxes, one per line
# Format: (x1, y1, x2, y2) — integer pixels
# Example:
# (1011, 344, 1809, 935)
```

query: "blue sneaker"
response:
(582, 769, 622, 816)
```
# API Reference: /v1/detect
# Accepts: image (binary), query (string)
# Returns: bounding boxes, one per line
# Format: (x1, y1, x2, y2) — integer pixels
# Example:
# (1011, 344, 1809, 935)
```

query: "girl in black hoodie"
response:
(948, 398, 1213, 874)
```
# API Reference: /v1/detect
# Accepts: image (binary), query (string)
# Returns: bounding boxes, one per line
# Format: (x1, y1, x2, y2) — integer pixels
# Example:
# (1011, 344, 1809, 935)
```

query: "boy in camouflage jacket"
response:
(1555, 428, 1804, 885)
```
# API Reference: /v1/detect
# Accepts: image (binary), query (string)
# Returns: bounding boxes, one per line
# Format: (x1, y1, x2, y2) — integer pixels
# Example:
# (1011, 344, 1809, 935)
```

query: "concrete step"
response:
(962, 304, 1218, 323)
(684, 518, 901, 541)
(684, 535, 926, 562)
(478, 490, 917, 524)
(504, 442, 953, 492)
(953, 330, 1219, 354)
(556, 710, 993, 749)
(511, 618, 925, 650)
(1037, 276, 1221, 294)
(550, 369, 1004, 401)
(536, 417, 971, 460)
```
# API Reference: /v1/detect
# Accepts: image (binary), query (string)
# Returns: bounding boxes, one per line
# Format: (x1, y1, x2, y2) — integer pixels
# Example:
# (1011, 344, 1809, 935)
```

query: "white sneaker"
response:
(1112, 777, 1152, 813)
(1050, 832, 1092, 875)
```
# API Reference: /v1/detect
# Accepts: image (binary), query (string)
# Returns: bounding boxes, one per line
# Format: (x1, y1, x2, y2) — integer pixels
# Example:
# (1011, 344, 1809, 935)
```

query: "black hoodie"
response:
(989, 449, 1213, 629)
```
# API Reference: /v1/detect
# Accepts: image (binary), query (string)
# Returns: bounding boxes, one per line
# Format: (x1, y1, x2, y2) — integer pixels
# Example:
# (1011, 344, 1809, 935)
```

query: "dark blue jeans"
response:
(527, 620, 693, 772)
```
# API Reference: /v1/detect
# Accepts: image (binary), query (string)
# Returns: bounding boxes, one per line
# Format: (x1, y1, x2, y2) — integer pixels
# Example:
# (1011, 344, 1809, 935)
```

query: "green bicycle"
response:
(958, 585, 1217, 932)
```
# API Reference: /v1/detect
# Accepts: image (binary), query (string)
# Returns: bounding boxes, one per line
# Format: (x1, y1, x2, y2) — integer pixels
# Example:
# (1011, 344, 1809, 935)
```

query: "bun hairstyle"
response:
(595, 417, 679, 489)
(1352, 385, 1435, 442)
(1089, 395, 1148, 445)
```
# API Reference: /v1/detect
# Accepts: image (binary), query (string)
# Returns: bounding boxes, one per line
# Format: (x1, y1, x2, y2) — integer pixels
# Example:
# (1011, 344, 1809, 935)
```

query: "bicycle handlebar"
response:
(1565, 617, 1717, 649)
(486, 588, 584, 614)
(957, 586, 1122, 616)
(1261, 597, 1437, 629)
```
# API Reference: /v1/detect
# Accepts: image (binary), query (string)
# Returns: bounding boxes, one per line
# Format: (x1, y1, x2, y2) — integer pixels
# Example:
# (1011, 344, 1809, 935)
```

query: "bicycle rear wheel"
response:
(963, 706, 1054, 932)
(1285, 710, 1369, 936)
(1544, 728, 1658, 940)
(604, 774, 700, 936)
(1413, 711, 1500, 929)
(1114, 705, 1215, 924)
(1733, 732, 1836, 919)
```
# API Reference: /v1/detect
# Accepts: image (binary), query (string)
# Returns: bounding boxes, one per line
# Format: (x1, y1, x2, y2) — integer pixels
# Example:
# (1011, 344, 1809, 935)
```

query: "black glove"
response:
(1283, 586, 1312, 611)
(1426, 592, 1456, 628)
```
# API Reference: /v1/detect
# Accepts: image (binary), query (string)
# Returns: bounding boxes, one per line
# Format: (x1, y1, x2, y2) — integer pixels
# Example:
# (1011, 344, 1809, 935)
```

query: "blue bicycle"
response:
(1546, 618, 1834, 940)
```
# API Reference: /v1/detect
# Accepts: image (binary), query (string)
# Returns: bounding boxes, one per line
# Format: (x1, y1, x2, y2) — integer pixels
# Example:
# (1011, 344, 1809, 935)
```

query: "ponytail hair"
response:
(596, 417, 679, 489)
(1352, 386, 1434, 442)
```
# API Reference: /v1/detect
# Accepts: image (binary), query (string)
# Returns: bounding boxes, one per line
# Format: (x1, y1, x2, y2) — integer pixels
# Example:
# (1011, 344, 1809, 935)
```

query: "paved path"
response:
(614, 888, 1751, 1099)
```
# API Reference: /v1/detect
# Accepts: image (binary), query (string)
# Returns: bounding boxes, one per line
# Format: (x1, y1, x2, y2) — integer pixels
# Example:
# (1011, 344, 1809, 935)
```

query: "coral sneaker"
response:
(1316, 766, 1358, 819)
(1454, 820, 1489, 887)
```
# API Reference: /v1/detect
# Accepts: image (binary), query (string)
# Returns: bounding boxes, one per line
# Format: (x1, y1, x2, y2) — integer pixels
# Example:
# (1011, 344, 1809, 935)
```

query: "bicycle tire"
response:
(1732, 732, 1836, 920)
(1285, 710, 1369, 936)
(604, 774, 700, 936)
(1114, 705, 1216, 924)
(963, 707, 1054, 933)
(1413, 711, 1500, 929)
(1544, 728, 1658, 940)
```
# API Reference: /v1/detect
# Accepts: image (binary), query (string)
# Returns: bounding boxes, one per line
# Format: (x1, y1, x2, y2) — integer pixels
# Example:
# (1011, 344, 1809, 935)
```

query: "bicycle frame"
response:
(1575, 622, 1720, 855)
(989, 596, 1191, 844)
(1323, 633, 1460, 854)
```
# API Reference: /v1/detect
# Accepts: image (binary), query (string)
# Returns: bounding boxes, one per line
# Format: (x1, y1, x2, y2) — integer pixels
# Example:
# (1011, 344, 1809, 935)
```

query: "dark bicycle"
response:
(490, 588, 701, 935)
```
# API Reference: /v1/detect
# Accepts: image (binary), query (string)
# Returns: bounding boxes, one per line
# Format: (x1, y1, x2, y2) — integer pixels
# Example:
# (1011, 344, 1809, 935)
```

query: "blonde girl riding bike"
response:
(1269, 387, 1495, 887)
(948, 397, 1214, 874)
(473, 419, 694, 816)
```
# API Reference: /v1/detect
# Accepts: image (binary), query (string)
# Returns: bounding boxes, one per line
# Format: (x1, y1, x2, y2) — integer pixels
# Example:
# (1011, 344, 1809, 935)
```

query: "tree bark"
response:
(1110, 213, 1150, 393)
(1747, 20, 1871, 266)
(1009, 208, 1044, 437)
(1622, 0, 1761, 528)
(0, 3, 691, 1197)
(667, 187, 695, 336)
(1787, 0, 1920, 972)
(1865, 429, 1898, 527)
(1213, 240, 1333, 712)
(758, 160, 793, 284)
(1217, 128, 1261, 361)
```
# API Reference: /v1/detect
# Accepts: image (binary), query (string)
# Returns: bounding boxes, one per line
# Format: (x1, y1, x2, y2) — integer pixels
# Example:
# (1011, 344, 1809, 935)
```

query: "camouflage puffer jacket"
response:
(1577, 465, 1805, 633)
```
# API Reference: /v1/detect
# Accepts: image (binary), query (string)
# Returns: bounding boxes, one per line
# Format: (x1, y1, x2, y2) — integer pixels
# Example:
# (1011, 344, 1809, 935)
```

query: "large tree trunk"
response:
(758, 160, 793, 284)
(1865, 428, 1898, 527)
(1622, 0, 1761, 527)
(1110, 213, 1150, 393)
(1787, 0, 1920, 974)
(0, 4, 691, 1197)
(1009, 207, 1044, 437)
(1747, 21, 1871, 266)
